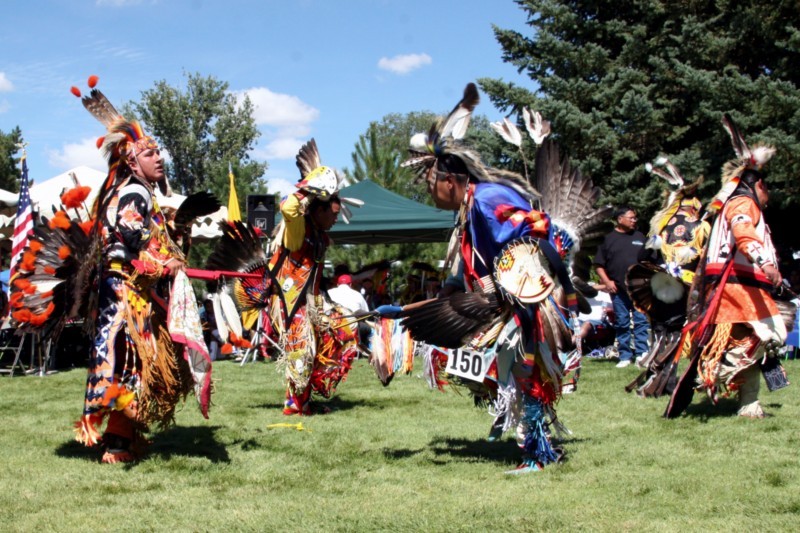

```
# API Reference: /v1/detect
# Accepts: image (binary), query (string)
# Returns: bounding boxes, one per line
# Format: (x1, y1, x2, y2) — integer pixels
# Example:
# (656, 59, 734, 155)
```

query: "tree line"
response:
(3, 0, 799, 265)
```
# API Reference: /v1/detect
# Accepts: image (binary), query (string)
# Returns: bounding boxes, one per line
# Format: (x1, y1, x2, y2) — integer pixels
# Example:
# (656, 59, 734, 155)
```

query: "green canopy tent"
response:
(328, 179, 454, 244)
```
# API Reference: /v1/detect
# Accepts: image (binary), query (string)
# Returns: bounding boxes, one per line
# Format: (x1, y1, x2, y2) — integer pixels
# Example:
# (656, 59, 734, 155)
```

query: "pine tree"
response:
(480, 0, 800, 250)
(0, 126, 23, 192)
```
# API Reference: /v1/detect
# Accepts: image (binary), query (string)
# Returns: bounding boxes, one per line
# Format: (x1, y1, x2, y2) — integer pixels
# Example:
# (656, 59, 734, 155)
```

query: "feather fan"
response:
(205, 221, 272, 314)
(399, 292, 503, 348)
(533, 140, 612, 282)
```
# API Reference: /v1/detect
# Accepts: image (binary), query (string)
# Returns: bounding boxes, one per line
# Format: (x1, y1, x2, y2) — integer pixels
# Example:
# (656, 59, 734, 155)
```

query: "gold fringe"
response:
(128, 293, 188, 431)
(697, 322, 732, 386)
(679, 331, 693, 359)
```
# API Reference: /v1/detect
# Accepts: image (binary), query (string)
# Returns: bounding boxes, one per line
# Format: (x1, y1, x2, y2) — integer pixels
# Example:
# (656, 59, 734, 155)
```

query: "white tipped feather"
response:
(220, 291, 242, 339)
(443, 108, 473, 140)
(211, 293, 229, 341)
(440, 83, 480, 140)
(648, 157, 684, 188)
(341, 196, 364, 207)
(522, 107, 551, 145)
(409, 133, 429, 152)
(340, 204, 352, 224)
(491, 118, 522, 147)
(751, 145, 776, 168)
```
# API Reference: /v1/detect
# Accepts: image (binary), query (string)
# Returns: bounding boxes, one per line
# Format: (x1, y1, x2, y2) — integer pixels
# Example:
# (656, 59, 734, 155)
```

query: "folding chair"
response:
(0, 318, 29, 377)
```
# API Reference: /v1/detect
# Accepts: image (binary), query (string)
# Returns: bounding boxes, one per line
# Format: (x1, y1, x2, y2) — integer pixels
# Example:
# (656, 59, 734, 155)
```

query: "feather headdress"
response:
(293, 138, 363, 223)
(401, 82, 539, 201)
(645, 156, 704, 238)
(70, 75, 171, 198)
(270, 139, 363, 251)
(709, 113, 776, 214)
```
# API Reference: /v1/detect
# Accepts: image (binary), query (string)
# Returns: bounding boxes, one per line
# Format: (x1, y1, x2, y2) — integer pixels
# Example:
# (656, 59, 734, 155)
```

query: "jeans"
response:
(612, 291, 650, 362)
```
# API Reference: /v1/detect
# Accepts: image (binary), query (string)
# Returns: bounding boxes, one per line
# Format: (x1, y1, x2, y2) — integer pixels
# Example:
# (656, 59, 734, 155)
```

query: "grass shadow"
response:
(55, 440, 101, 461)
(428, 436, 521, 466)
(250, 401, 287, 410)
(381, 447, 425, 460)
(252, 395, 396, 413)
(682, 396, 739, 420)
(147, 425, 231, 464)
(53, 425, 230, 466)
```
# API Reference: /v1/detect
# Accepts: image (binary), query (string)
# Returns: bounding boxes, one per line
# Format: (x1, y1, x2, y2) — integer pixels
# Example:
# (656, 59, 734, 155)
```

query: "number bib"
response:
(445, 348, 493, 383)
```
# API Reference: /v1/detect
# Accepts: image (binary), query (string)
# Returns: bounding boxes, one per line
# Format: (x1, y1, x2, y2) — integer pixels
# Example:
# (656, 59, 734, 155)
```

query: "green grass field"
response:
(1, 357, 799, 532)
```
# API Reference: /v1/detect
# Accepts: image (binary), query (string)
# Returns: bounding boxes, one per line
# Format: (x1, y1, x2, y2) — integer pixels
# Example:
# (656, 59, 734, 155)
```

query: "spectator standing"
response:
(328, 274, 370, 314)
(328, 274, 371, 347)
(594, 206, 650, 367)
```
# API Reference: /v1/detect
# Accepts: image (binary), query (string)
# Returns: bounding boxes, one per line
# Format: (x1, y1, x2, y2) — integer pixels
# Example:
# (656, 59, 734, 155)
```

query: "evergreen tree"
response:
(0, 126, 23, 192)
(480, 0, 800, 250)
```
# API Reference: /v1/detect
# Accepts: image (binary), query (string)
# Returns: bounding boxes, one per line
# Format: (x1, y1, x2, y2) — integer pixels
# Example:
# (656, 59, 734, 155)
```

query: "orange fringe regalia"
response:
(11, 76, 210, 452)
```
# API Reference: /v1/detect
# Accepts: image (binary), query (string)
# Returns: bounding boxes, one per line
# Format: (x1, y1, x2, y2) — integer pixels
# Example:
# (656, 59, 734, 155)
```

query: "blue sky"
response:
(1, 0, 532, 197)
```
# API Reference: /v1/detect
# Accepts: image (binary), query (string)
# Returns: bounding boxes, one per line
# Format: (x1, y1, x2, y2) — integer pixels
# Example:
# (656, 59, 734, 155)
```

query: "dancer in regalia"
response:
(10, 76, 214, 462)
(383, 83, 608, 473)
(625, 158, 710, 397)
(206, 139, 364, 416)
(665, 115, 791, 418)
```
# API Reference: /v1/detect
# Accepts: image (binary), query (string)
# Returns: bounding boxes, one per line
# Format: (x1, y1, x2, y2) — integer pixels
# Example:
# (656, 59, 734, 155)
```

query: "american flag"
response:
(10, 156, 33, 280)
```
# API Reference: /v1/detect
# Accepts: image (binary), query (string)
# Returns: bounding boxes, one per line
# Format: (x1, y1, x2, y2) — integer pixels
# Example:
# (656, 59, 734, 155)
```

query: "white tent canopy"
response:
(0, 166, 227, 240)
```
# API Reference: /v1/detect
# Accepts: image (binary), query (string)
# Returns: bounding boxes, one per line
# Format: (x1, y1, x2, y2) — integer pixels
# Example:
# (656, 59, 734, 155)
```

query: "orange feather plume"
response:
(60, 186, 91, 209)
(70, 86, 81, 98)
(58, 245, 72, 260)
(88, 75, 99, 88)
(12, 309, 32, 323)
(29, 240, 43, 252)
(79, 220, 94, 235)
(48, 211, 72, 230)
(20, 252, 37, 271)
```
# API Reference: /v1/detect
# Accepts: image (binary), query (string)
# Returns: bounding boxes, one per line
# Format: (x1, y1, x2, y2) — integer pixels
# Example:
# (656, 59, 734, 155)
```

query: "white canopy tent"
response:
(0, 166, 227, 240)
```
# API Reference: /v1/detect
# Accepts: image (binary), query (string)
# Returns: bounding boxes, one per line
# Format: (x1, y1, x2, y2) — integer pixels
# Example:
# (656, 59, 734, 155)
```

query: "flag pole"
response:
(8, 141, 48, 376)
(9, 141, 30, 281)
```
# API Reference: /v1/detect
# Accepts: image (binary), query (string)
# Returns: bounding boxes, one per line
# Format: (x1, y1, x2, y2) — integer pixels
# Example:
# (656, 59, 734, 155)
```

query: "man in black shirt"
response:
(594, 206, 650, 367)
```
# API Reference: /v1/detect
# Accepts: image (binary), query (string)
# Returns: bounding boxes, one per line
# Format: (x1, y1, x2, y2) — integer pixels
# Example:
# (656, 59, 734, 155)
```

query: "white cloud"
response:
(235, 87, 319, 128)
(46, 138, 107, 170)
(0, 73, 13, 92)
(265, 177, 296, 199)
(233, 87, 320, 162)
(377, 53, 432, 75)
(261, 137, 306, 160)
